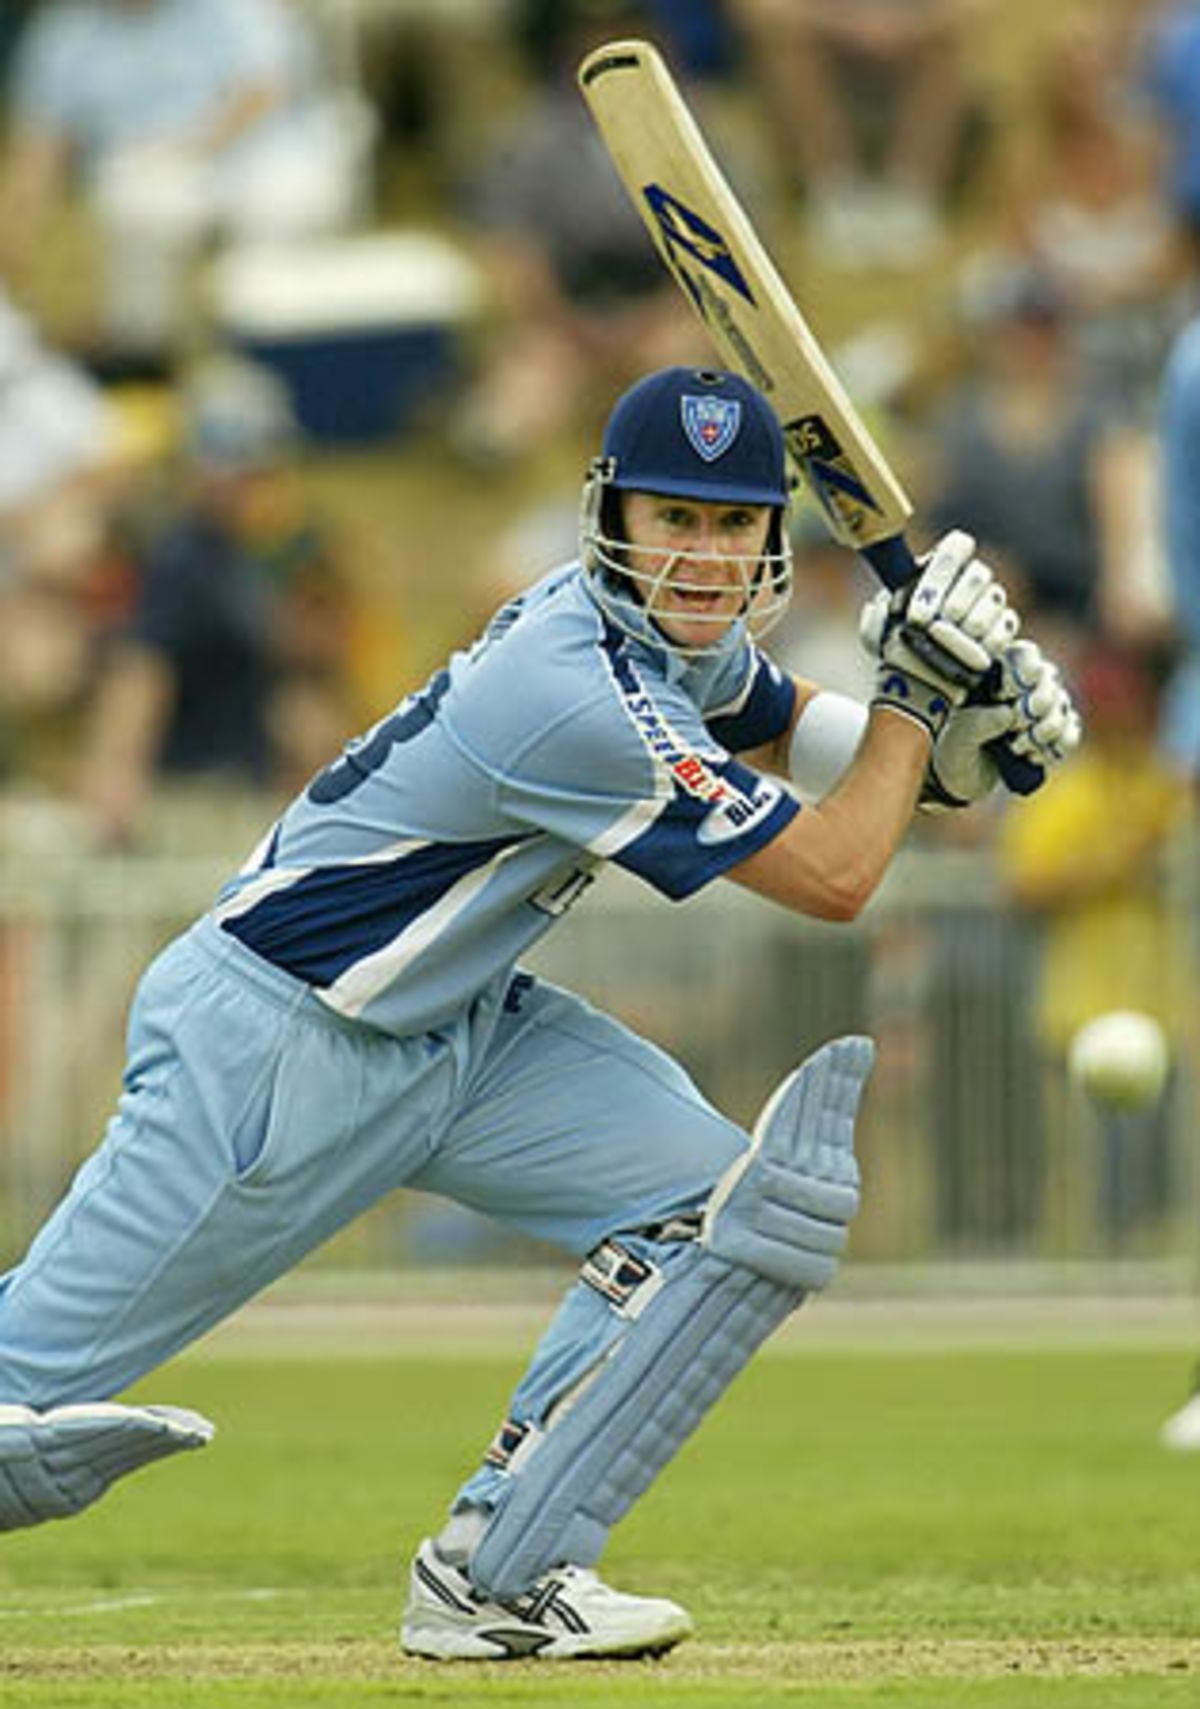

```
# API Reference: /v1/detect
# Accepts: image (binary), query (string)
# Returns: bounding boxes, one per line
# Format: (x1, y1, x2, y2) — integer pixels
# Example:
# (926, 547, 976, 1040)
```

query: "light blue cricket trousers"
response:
(0, 916, 747, 1503)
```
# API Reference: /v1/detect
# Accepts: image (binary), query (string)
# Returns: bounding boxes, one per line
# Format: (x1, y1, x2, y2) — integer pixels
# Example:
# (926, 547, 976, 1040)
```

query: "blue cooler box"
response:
(210, 233, 481, 445)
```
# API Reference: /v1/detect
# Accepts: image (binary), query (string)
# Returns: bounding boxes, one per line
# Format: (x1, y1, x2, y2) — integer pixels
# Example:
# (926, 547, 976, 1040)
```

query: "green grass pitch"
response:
(2, 1324, 1199, 1706)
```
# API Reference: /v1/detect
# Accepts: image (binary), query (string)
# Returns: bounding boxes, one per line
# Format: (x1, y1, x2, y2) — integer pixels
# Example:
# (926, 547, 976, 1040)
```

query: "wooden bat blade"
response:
(578, 37, 913, 559)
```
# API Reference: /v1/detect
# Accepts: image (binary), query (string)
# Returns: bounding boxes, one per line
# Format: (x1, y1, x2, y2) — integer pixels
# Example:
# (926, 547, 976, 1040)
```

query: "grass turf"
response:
(1, 1339, 1199, 1705)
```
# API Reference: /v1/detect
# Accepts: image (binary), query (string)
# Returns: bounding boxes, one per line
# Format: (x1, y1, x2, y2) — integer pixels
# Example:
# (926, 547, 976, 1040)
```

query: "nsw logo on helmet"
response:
(682, 393, 741, 462)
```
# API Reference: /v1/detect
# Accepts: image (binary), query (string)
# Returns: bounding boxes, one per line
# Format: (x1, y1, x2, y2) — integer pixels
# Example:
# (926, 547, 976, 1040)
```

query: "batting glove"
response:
(1001, 638, 1082, 769)
(921, 701, 1020, 810)
(861, 531, 1021, 737)
(921, 638, 1082, 810)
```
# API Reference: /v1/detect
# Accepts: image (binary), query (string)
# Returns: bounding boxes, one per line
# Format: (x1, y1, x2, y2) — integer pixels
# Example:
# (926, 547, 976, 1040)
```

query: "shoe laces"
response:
(550, 1564, 597, 1587)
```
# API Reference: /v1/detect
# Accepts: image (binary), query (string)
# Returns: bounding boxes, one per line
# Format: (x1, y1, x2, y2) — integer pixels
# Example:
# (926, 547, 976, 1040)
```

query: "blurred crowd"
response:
(0, 3, 1197, 1070)
(0, 0, 1198, 1297)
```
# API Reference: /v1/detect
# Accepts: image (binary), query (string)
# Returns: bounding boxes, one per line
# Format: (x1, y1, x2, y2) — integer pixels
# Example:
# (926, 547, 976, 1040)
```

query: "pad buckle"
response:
(483, 1417, 536, 1472)
(580, 1239, 664, 1319)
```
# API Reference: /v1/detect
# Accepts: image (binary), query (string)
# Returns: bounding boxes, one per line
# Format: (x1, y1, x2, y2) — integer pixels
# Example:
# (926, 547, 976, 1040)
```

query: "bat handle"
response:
(860, 535, 1045, 797)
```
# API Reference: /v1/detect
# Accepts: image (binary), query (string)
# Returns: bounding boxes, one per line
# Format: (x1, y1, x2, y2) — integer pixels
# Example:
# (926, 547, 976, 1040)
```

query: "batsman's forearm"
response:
(805, 708, 929, 908)
(729, 708, 927, 920)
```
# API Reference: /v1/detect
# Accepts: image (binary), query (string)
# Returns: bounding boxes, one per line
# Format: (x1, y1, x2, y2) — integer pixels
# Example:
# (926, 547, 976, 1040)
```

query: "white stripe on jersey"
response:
(589, 793, 670, 860)
(214, 864, 316, 924)
(318, 840, 530, 1019)
(237, 822, 281, 877)
(590, 640, 677, 858)
(214, 836, 433, 925)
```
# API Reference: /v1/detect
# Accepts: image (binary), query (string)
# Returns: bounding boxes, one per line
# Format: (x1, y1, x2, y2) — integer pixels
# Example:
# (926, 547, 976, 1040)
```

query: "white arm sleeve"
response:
(787, 690, 869, 801)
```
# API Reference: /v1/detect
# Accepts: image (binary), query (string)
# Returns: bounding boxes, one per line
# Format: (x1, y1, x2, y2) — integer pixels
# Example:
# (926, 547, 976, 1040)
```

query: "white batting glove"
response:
(903, 530, 1020, 665)
(861, 531, 1021, 737)
(922, 637, 1082, 810)
(921, 701, 1019, 811)
(1001, 639, 1082, 769)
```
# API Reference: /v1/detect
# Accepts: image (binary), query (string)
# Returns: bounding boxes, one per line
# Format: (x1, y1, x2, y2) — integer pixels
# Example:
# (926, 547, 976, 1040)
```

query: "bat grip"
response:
(860, 536, 1044, 797)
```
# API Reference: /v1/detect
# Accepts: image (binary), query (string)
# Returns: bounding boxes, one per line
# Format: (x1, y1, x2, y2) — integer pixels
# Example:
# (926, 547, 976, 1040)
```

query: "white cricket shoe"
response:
(400, 1537, 693, 1660)
(1160, 1389, 1200, 1451)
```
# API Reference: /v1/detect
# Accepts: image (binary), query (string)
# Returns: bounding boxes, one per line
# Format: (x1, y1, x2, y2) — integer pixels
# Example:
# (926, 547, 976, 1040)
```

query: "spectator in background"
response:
(516, 0, 738, 81)
(0, 288, 129, 790)
(451, 0, 702, 465)
(0, 0, 372, 380)
(997, 8, 1185, 427)
(726, 0, 990, 268)
(925, 258, 1155, 662)
(1159, 303, 1200, 781)
(1137, 0, 1200, 268)
(1000, 639, 1195, 1253)
(81, 355, 356, 849)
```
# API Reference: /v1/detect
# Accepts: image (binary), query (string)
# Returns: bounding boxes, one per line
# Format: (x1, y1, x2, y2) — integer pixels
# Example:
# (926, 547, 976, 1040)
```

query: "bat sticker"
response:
(784, 417, 885, 528)
(642, 184, 756, 304)
(786, 414, 842, 460)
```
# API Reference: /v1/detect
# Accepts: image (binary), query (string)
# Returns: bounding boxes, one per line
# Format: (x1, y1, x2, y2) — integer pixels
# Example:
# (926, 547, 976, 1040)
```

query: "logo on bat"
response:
(642, 183, 756, 304)
(785, 414, 884, 531)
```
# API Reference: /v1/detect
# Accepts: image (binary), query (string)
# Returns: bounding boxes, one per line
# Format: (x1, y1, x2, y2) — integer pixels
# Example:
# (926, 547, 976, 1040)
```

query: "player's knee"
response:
(702, 1036, 871, 1293)
(0, 1353, 61, 1411)
(0, 1325, 100, 1412)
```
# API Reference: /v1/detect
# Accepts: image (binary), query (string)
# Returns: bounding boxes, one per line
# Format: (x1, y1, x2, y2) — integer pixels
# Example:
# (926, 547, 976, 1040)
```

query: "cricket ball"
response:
(1068, 1010, 1169, 1111)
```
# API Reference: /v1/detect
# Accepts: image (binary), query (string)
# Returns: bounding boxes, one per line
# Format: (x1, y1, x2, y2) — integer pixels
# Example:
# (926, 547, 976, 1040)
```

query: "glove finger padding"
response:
(938, 556, 997, 624)
(1002, 640, 1082, 767)
(905, 536, 1019, 665)
(919, 616, 994, 679)
(903, 528, 977, 625)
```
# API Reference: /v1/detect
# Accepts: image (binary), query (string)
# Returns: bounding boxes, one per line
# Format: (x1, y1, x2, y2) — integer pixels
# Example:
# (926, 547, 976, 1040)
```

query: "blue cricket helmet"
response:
(599, 366, 789, 505)
(581, 366, 794, 655)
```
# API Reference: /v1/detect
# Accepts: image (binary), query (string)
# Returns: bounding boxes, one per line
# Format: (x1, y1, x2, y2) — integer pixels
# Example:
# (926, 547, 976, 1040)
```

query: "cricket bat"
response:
(578, 37, 1040, 793)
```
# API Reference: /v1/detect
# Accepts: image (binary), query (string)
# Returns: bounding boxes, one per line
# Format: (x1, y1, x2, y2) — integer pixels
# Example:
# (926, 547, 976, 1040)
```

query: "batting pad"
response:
(469, 1036, 872, 1601)
(0, 1401, 214, 1531)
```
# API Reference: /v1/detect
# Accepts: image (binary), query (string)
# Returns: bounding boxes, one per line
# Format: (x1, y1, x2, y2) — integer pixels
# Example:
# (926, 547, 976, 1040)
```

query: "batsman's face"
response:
(622, 492, 774, 650)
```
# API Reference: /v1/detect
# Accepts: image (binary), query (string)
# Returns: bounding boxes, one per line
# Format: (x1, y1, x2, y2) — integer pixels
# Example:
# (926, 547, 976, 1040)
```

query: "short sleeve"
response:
(494, 652, 799, 901)
(705, 646, 796, 752)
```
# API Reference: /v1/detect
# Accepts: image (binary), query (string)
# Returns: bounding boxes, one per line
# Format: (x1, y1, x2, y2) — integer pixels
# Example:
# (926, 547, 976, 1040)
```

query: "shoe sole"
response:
(401, 1636, 688, 1660)
(401, 1617, 691, 1661)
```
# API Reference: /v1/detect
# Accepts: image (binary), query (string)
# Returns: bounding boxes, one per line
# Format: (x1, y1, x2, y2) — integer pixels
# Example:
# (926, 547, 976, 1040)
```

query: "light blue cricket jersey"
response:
(213, 565, 799, 1037)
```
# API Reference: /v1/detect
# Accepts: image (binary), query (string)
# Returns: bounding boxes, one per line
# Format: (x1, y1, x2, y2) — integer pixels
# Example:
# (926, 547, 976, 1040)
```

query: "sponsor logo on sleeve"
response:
(696, 776, 782, 845)
(620, 677, 782, 844)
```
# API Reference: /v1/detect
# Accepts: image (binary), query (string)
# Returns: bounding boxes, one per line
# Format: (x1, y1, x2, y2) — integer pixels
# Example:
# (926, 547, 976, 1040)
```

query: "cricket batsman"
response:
(0, 367, 1079, 1658)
